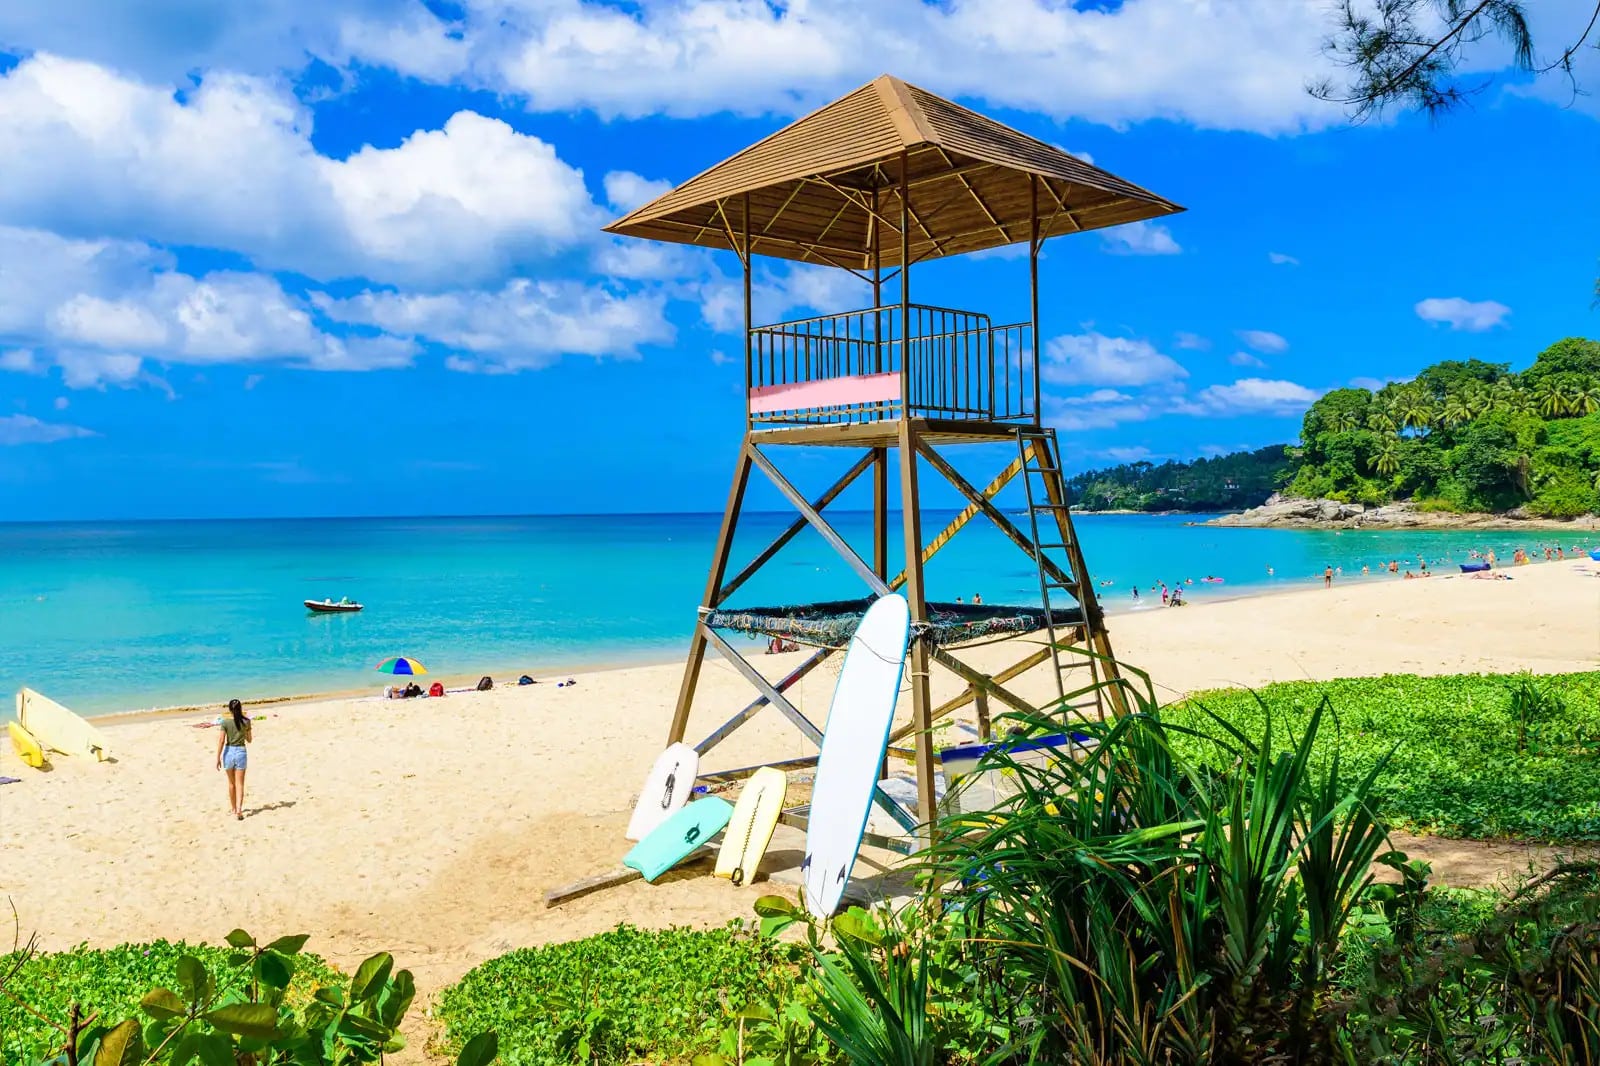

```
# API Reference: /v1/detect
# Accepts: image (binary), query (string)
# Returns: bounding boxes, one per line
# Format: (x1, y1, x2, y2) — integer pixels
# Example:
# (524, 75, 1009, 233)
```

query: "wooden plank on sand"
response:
(544, 867, 642, 908)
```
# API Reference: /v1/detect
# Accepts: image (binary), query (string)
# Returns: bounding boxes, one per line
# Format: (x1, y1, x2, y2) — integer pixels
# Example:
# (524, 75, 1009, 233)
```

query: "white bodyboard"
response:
(802, 594, 910, 916)
(625, 742, 699, 841)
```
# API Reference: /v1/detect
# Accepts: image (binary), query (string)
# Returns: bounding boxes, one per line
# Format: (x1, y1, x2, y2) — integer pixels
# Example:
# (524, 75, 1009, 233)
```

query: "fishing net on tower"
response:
(703, 597, 1084, 650)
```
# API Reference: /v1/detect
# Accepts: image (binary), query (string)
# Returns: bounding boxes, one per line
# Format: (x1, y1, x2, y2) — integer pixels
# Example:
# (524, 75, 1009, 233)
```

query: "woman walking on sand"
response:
(215, 698, 252, 820)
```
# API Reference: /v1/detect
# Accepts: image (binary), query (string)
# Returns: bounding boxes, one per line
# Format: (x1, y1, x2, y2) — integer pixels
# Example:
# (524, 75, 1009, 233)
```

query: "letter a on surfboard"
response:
(802, 594, 910, 917)
(713, 766, 788, 885)
(626, 742, 698, 841)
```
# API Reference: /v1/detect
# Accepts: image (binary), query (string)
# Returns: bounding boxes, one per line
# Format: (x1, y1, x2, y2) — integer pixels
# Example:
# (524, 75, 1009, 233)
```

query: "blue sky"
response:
(0, 0, 1597, 520)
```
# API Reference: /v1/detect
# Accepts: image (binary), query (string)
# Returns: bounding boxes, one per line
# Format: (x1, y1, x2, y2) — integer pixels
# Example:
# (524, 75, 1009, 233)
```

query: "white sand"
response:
(2, 560, 1597, 1026)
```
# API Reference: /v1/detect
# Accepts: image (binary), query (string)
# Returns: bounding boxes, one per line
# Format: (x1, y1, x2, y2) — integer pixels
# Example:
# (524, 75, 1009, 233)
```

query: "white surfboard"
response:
(714, 766, 788, 885)
(625, 742, 699, 841)
(802, 593, 910, 917)
(18, 688, 110, 761)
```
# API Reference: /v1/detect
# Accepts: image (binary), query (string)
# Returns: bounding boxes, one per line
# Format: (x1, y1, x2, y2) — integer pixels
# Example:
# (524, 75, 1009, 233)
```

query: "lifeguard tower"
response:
(606, 75, 1182, 846)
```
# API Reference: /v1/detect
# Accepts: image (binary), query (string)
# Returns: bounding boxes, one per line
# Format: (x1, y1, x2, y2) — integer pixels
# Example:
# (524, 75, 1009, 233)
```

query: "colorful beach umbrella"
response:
(376, 656, 427, 676)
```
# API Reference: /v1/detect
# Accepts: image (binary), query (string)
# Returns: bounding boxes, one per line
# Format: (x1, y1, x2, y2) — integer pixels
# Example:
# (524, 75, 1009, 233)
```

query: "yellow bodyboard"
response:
(8, 720, 47, 769)
(18, 688, 110, 761)
(714, 767, 788, 885)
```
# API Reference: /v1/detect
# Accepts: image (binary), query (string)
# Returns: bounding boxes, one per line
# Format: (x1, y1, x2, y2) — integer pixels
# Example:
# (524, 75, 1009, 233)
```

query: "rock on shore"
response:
(1207, 494, 1600, 531)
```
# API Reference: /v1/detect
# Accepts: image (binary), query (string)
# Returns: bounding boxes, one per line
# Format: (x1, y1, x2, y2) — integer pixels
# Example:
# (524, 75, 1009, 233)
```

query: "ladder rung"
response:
(1038, 541, 1071, 550)
(1031, 465, 1061, 474)
(1044, 580, 1077, 590)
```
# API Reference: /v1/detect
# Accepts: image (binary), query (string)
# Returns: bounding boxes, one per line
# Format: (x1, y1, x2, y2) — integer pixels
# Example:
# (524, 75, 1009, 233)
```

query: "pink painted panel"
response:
(749, 372, 900, 415)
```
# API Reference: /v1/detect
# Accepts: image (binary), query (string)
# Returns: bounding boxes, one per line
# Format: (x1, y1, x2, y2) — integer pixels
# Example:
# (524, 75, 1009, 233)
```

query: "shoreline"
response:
(77, 555, 1569, 723)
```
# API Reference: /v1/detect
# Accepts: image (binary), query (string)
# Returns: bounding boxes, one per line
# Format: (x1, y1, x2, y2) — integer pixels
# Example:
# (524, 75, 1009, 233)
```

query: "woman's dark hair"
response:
(227, 698, 245, 730)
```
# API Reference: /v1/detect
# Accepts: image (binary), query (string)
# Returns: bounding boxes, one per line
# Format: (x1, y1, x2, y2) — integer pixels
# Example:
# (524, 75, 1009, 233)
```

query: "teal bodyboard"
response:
(624, 796, 733, 882)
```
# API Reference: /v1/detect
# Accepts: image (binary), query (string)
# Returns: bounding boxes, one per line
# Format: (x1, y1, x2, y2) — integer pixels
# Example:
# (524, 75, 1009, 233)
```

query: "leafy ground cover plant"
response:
(437, 923, 811, 1065)
(1166, 670, 1600, 840)
(0, 928, 495, 1066)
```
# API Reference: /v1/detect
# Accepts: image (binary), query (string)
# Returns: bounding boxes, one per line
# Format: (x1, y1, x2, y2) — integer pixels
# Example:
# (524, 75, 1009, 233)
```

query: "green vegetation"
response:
(1165, 671, 1600, 840)
(1287, 337, 1600, 514)
(437, 923, 817, 1066)
(1065, 444, 1290, 512)
(0, 930, 489, 1066)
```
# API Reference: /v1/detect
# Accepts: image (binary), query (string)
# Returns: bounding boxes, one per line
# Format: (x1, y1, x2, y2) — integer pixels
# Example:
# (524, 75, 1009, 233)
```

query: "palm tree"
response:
(1462, 384, 1491, 418)
(1575, 381, 1600, 416)
(1327, 408, 1360, 433)
(1366, 409, 1398, 434)
(1373, 435, 1401, 477)
(1537, 382, 1571, 418)
(1440, 394, 1471, 428)
(1395, 389, 1434, 434)
(1491, 378, 1519, 409)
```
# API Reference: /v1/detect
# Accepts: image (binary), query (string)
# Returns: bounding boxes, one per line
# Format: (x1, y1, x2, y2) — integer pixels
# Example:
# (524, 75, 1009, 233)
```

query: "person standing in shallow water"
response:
(215, 698, 252, 820)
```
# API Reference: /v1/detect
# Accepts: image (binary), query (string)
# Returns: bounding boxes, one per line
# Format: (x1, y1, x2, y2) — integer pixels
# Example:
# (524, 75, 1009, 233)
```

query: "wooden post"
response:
(873, 446, 889, 579)
(1029, 175, 1041, 422)
(871, 186, 882, 374)
(899, 151, 911, 414)
(668, 444, 753, 743)
(897, 419, 937, 830)
(743, 192, 753, 430)
(974, 687, 992, 741)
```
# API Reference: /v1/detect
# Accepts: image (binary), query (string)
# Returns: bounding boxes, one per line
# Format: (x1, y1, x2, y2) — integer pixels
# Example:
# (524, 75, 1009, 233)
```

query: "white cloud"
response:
(1101, 220, 1182, 256)
(1350, 374, 1411, 391)
(0, 225, 415, 385)
(1236, 329, 1289, 354)
(0, 349, 40, 373)
(1098, 445, 1154, 462)
(1174, 332, 1210, 351)
(700, 264, 868, 333)
(709, 350, 734, 366)
(339, 0, 1344, 134)
(1267, 251, 1299, 266)
(1229, 351, 1267, 368)
(1183, 378, 1322, 416)
(603, 170, 674, 214)
(0, 55, 603, 287)
(0, 413, 96, 445)
(52, 396, 69, 411)
(316, 280, 674, 371)
(1043, 332, 1188, 388)
(1414, 297, 1511, 332)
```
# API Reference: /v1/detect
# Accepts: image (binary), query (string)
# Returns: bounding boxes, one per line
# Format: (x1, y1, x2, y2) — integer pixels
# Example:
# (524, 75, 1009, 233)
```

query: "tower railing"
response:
(747, 304, 1036, 426)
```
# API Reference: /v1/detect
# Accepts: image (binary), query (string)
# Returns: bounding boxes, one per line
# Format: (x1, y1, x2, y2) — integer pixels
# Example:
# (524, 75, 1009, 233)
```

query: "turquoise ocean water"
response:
(0, 513, 1586, 715)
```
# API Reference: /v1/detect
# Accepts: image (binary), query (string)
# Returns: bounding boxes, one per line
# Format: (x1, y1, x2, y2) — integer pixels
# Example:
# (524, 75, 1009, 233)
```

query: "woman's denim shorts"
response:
(222, 745, 248, 771)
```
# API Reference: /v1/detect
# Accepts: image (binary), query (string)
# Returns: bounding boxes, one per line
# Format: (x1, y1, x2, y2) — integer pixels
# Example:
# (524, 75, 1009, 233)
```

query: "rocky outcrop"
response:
(1207, 494, 1600, 531)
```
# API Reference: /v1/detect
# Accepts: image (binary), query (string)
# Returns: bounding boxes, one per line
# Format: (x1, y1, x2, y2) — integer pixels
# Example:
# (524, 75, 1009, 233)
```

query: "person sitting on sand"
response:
(214, 698, 252, 821)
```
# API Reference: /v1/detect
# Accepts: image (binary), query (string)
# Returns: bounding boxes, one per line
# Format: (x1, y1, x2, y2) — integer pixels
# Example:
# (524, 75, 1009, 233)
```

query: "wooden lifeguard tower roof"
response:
(604, 74, 1182, 269)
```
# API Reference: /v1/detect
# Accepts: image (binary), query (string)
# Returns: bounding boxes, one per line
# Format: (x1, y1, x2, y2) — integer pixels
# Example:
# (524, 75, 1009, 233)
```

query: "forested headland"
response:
(1065, 445, 1290, 512)
(1286, 337, 1600, 517)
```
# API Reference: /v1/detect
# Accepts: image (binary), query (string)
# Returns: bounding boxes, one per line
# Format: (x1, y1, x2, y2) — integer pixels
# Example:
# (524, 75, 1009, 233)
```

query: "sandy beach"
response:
(4, 559, 1599, 1051)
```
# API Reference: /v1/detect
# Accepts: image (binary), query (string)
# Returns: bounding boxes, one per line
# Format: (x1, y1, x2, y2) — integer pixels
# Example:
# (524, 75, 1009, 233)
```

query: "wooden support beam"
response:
(975, 687, 992, 741)
(545, 867, 643, 907)
(913, 439, 1076, 591)
(896, 419, 938, 828)
(719, 450, 876, 604)
(888, 451, 1026, 590)
(888, 644, 1053, 743)
(694, 645, 837, 753)
(702, 623, 824, 745)
(929, 646, 1041, 718)
(748, 445, 889, 596)
(669, 446, 753, 744)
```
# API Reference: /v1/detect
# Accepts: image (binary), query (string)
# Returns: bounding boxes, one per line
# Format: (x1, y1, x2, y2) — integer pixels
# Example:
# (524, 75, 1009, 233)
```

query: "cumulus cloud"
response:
(1229, 351, 1267, 368)
(603, 171, 674, 214)
(1043, 332, 1188, 388)
(0, 413, 97, 445)
(1268, 251, 1299, 265)
(700, 264, 869, 333)
(0, 225, 411, 386)
(0, 55, 604, 287)
(1414, 297, 1511, 332)
(1236, 329, 1289, 354)
(1183, 378, 1322, 416)
(1101, 221, 1182, 256)
(316, 280, 674, 371)
(342, 0, 1345, 134)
